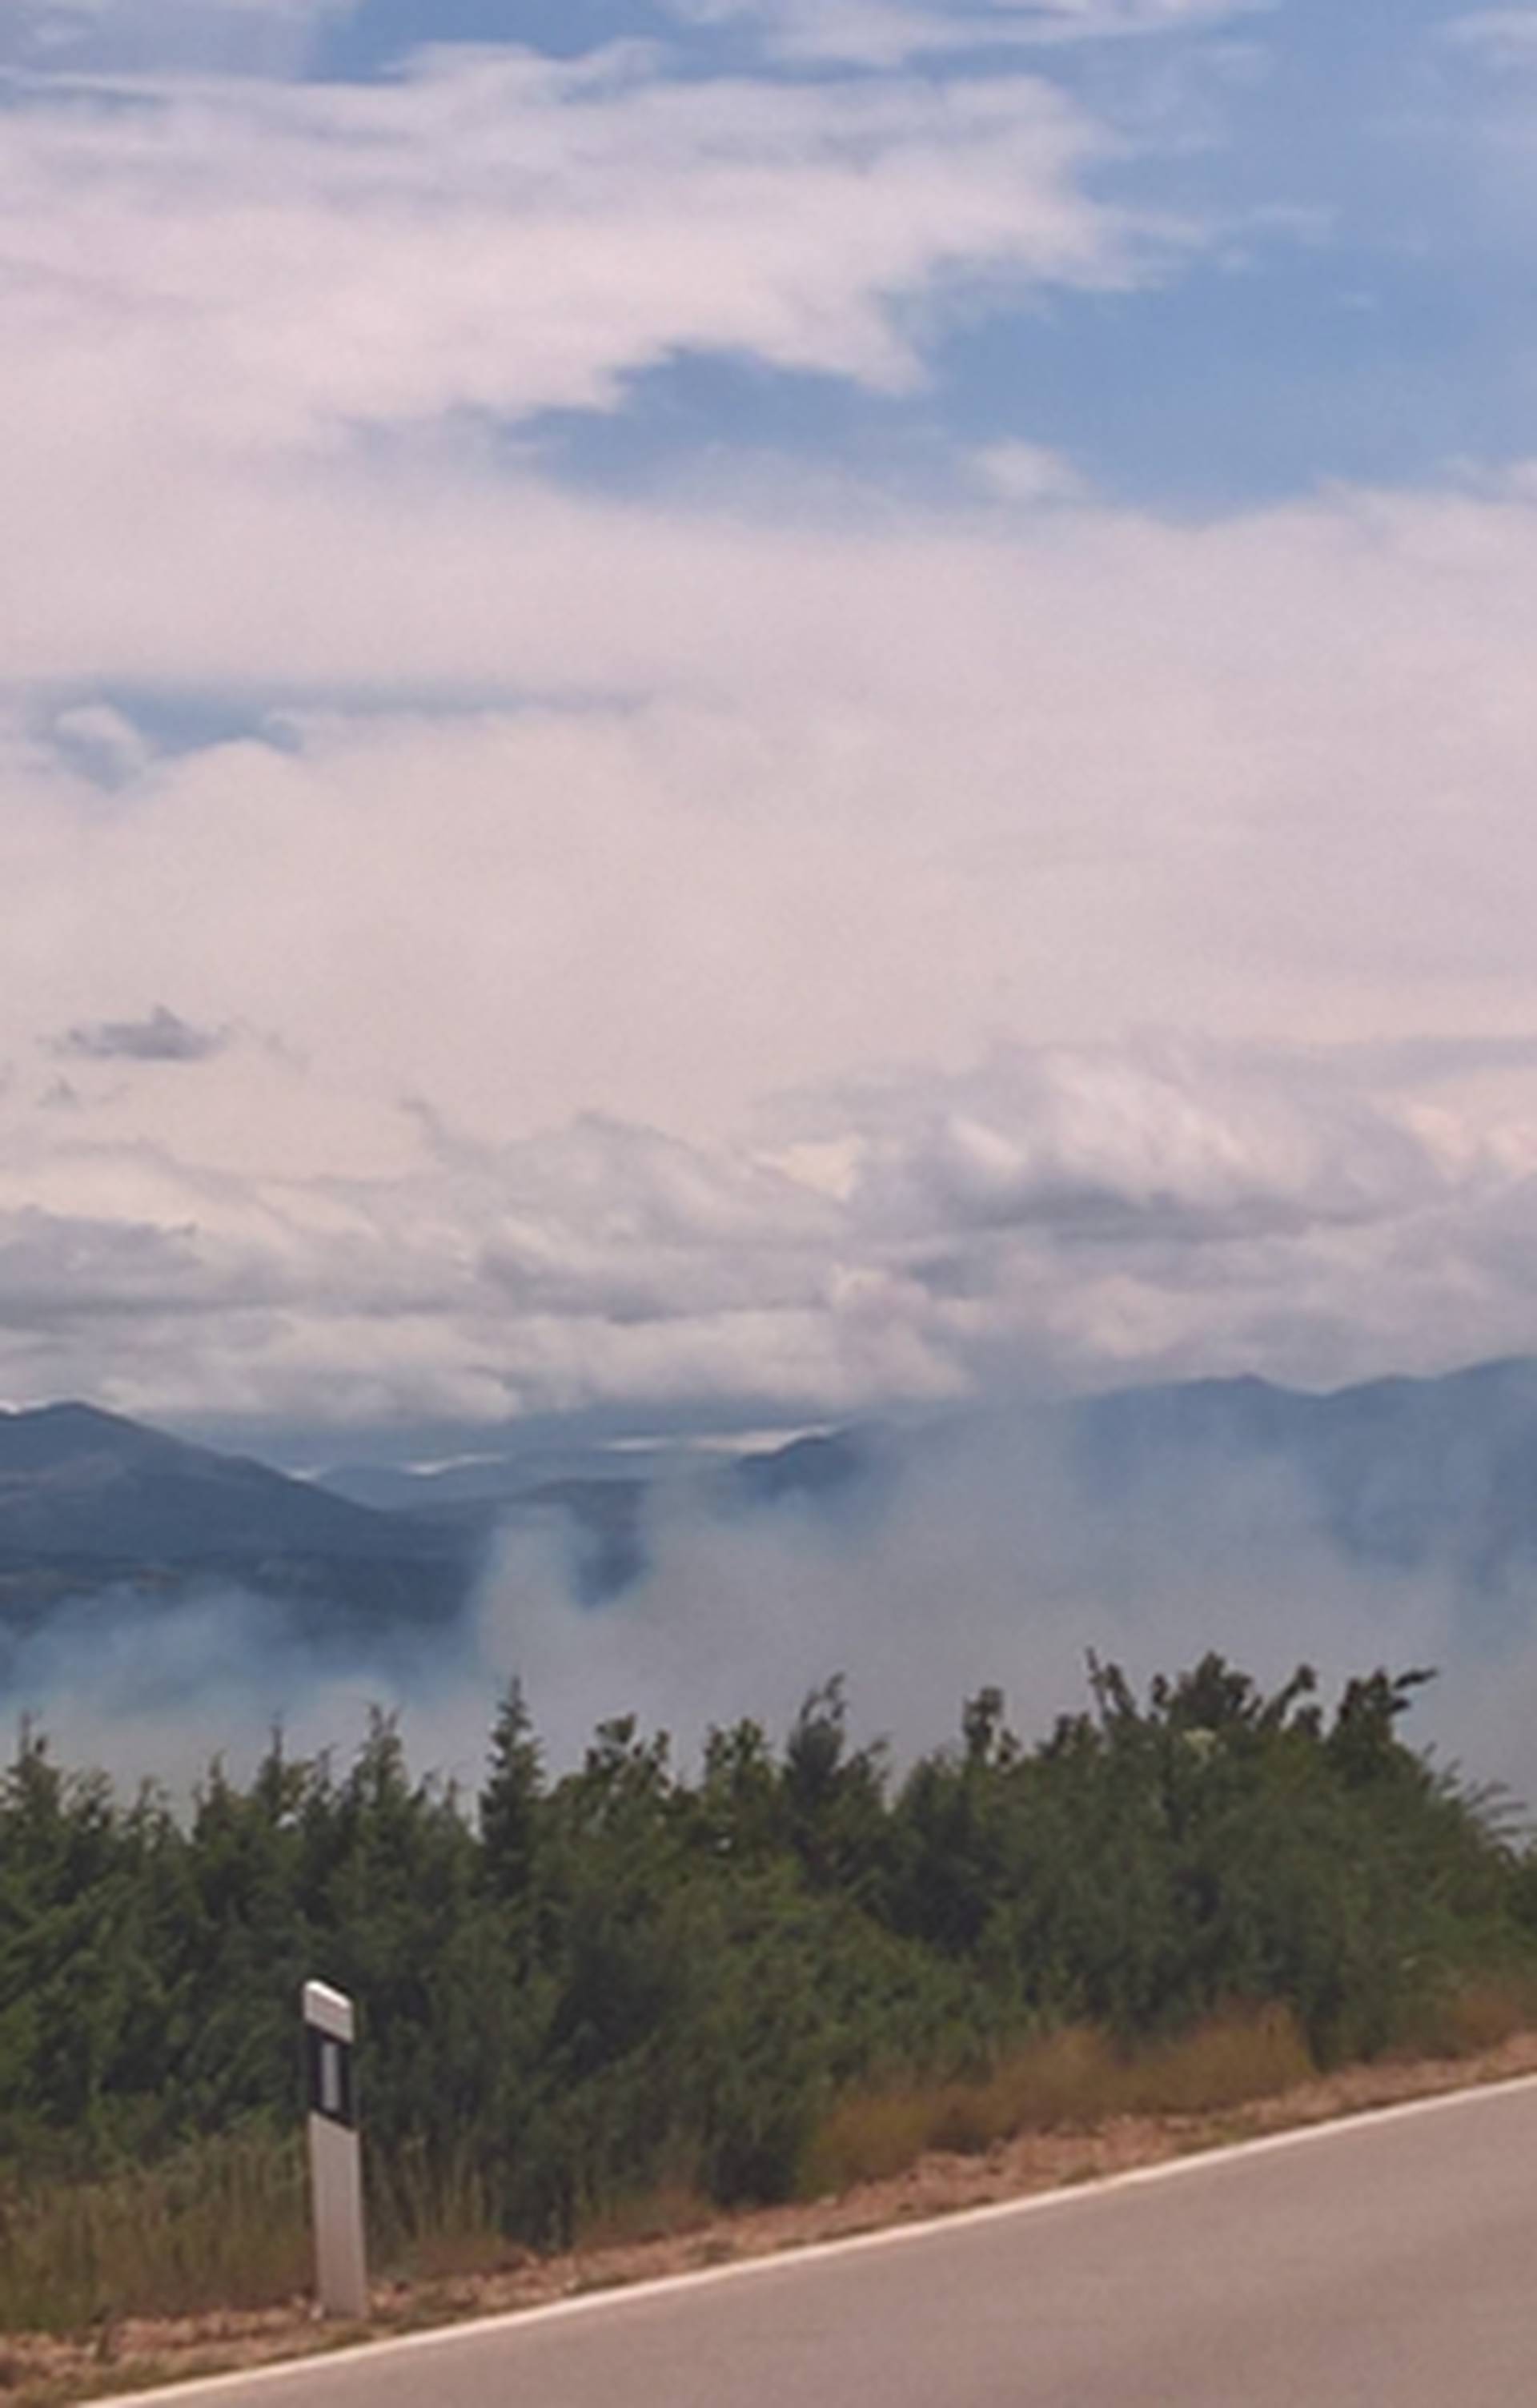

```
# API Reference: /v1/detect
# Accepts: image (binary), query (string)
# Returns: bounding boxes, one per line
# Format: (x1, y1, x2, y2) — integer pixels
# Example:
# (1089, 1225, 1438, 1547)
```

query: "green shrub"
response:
(1, 1655, 1532, 2330)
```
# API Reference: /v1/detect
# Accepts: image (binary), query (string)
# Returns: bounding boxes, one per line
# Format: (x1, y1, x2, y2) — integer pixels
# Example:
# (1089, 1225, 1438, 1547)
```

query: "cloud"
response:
(2, 1025, 1537, 1435)
(48, 705, 155, 787)
(672, 0, 1261, 67)
(0, 0, 353, 76)
(5, 443, 1537, 1429)
(836, 1041, 1451, 1244)
(1440, 9, 1537, 66)
(51, 1005, 231, 1065)
(10, 469, 1537, 1117)
(0, 45, 1150, 481)
(0, 1210, 248, 1345)
(0, 10, 1532, 1450)
(969, 439, 1094, 503)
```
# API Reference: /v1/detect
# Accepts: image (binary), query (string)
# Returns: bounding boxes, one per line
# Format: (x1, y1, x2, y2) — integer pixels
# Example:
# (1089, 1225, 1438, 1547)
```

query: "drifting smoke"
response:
(7, 1408, 1537, 1810)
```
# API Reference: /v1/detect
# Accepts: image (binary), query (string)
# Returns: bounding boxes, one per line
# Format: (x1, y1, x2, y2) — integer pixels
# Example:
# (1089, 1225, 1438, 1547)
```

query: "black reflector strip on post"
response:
(306, 2024, 356, 2130)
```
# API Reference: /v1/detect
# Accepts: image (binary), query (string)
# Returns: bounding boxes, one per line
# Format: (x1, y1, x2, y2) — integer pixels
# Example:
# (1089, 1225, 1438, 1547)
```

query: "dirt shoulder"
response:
(12, 2029, 1537, 2407)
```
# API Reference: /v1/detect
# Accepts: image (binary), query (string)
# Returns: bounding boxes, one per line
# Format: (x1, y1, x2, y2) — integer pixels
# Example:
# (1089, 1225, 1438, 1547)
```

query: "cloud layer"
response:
(4, 4, 1537, 1445)
(6, 1025, 1537, 1435)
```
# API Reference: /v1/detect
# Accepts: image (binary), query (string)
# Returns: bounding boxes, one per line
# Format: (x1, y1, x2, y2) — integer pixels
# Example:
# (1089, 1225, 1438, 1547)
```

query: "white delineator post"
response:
(303, 1981, 369, 2320)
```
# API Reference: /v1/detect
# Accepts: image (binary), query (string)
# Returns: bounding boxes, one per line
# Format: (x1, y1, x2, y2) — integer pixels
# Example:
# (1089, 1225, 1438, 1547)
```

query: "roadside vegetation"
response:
(2, 1653, 1535, 2335)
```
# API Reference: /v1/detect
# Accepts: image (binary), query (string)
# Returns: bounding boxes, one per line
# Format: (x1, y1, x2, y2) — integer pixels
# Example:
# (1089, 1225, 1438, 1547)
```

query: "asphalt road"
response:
(142, 2080, 1537, 2408)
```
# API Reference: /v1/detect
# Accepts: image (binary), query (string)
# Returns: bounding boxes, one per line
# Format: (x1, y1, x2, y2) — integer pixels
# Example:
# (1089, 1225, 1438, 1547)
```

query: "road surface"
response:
(138, 2079, 1537, 2407)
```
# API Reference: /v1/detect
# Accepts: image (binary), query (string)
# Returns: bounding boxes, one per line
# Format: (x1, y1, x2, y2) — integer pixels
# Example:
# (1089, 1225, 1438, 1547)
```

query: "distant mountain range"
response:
(7, 1360, 1537, 1665)
(316, 1359, 1537, 1595)
(1069, 1358, 1537, 1590)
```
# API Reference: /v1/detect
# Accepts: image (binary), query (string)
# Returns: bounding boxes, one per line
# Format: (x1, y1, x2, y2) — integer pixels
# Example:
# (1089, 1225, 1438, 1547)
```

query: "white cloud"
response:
(0, 46, 1144, 482)
(9, 463, 1537, 1282)
(0, 0, 352, 76)
(672, 0, 1260, 68)
(4, 1016, 1537, 1432)
(10, 468, 1537, 1107)
(969, 439, 1094, 502)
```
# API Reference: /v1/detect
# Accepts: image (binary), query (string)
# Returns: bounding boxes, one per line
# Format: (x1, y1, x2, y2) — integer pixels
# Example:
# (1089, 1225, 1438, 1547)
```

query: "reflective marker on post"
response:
(303, 1981, 368, 2321)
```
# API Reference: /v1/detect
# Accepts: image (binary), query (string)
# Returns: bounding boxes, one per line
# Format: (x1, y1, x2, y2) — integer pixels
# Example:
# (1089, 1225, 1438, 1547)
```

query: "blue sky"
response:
(323, 1, 1537, 506)
(3, 0, 1537, 1443)
(8, 0, 1531, 515)
(284, 0, 1537, 505)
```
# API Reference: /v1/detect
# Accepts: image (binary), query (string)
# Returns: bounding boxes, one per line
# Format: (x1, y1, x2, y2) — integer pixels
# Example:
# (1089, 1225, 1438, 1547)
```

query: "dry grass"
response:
(572, 2180, 716, 2256)
(0, 2129, 528, 2340)
(366, 2141, 504, 2286)
(0, 2133, 311, 2338)
(1396, 1973, 1537, 2063)
(800, 2006, 1315, 2197)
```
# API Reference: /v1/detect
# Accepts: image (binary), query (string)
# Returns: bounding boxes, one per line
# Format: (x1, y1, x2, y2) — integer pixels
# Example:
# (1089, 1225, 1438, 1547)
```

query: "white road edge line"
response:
(120, 2069, 1537, 2406)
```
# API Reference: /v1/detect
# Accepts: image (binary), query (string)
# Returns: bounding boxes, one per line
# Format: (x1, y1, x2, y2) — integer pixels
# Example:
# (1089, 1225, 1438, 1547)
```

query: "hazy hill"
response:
(1070, 1359, 1537, 1587)
(10, 1359, 1537, 1651)
(0, 1402, 472, 1639)
(0, 1403, 454, 1561)
(309, 1359, 1537, 1603)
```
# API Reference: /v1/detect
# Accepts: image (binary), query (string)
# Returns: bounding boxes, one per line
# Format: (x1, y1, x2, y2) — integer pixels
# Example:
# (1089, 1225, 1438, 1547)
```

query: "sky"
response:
(6, 0, 1537, 1455)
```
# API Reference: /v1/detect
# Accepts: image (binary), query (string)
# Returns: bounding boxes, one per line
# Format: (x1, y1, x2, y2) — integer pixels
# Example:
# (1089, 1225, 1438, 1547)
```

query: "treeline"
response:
(2, 1657, 1534, 2247)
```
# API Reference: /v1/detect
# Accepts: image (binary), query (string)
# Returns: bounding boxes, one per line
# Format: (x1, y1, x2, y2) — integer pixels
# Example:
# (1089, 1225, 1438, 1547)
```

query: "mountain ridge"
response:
(8, 1356, 1537, 1653)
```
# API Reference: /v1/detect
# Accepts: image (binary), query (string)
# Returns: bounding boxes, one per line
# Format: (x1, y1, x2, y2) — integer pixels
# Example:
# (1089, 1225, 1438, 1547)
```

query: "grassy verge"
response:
(0, 2133, 525, 2347)
(797, 1979, 1537, 2197)
(0, 2134, 311, 2338)
(4, 1982, 1536, 2359)
(4, 2023, 1537, 2407)
(798, 2006, 1316, 2196)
